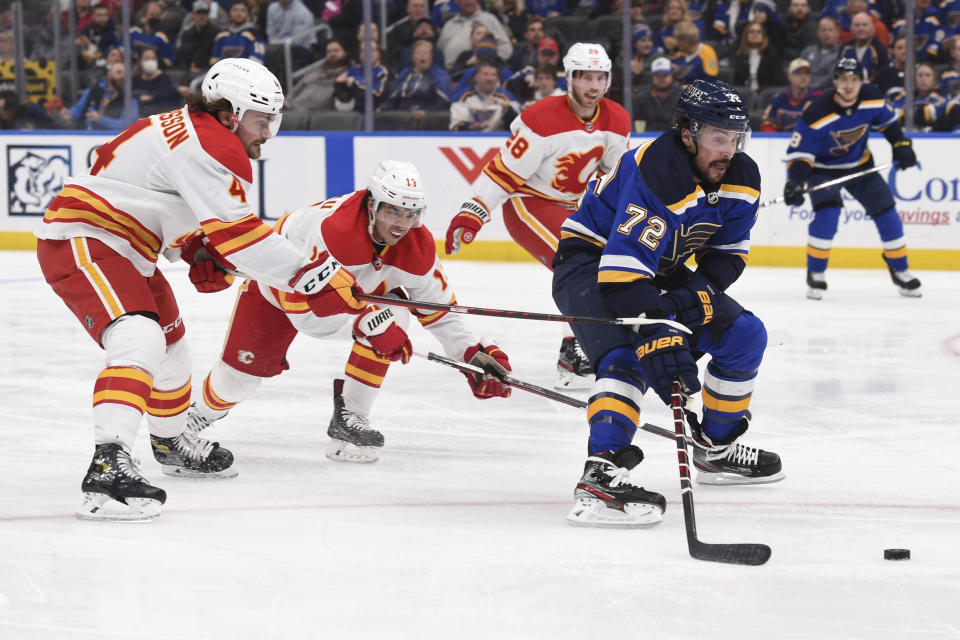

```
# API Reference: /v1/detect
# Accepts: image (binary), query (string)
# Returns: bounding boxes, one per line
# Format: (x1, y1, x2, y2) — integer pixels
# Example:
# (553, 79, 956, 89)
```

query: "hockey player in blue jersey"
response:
(552, 79, 784, 527)
(783, 57, 922, 299)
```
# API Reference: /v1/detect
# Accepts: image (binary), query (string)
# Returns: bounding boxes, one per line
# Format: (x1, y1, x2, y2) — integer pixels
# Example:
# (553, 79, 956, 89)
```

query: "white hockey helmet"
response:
(367, 160, 427, 230)
(562, 42, 613, 95)
(202, 58, 284, 137)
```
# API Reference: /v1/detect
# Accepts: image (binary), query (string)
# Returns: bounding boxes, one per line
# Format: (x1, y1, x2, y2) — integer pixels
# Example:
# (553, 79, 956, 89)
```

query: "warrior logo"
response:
(7, 145, 71, 216)
(829, 124, 869, 157)
(551, 146, 605, 194)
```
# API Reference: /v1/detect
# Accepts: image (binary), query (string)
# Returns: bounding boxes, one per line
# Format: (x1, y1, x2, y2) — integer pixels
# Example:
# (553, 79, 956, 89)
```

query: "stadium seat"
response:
(309, 110, 363, 130)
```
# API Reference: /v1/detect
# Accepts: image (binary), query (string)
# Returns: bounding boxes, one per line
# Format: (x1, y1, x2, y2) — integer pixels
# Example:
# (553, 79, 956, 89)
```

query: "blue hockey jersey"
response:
(785, 84, 899, 175)
(559, 132, 760, 295)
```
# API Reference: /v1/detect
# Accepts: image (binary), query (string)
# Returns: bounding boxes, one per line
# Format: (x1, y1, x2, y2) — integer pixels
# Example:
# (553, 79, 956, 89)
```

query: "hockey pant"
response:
(806, 167, 910, 272)
(198, 280, 408, 421)
(552, 250, 766, 454)
(37, 237, 191, 448)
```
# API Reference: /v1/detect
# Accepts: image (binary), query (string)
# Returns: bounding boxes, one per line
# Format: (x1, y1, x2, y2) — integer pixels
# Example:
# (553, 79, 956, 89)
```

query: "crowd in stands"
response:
(2, 0, 960, 132)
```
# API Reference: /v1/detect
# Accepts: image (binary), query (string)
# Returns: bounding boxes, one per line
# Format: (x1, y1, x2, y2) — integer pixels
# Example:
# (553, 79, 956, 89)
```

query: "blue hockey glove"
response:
(634, 324, 701, 405)
(892, 139, 917, 170)
(661, 273, 717, 329)
(783, 178, 805, 206)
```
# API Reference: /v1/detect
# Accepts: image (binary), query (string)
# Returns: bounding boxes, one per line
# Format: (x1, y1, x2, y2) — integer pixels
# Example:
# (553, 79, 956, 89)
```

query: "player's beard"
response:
(691, 153, 731, 183)
(245, 138, 265, 159)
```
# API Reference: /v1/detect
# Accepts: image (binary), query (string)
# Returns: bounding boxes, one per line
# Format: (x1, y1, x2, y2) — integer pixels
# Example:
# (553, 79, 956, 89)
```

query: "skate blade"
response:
(695, 470, 786, 486)
(554, 369, 595, 391)
(326, 440, 379, 464)
(565, 498, 662, 528)
(160, 465, 239, 479)
(806, 288, 824, 300)
(75, 493, 162, 522)
(897, 288, 922, 298)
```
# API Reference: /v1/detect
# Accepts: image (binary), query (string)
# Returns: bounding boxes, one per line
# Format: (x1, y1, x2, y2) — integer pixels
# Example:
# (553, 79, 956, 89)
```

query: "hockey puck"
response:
(884, 548, 911, 560)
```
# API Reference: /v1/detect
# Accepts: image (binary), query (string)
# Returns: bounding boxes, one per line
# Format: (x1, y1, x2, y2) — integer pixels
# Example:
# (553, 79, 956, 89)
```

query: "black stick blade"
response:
(689, 541, 772, 566)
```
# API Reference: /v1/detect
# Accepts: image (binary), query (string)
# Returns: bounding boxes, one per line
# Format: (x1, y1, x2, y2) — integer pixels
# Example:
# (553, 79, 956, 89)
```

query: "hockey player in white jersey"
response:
(444, 43, 630, 391)
(185, 160, 513, 464)
(36, 59, 368, 521)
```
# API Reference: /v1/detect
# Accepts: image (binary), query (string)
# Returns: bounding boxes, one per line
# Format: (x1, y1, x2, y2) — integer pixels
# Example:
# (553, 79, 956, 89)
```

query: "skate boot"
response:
(555, 336, 595, 390)
(77, 443, 167, 522)
(888, 266, 922, 297)
(687, 411, 784, 485)
(806, 270, 827, 300)
(326, 378, 384, 464)
(566, 445, 666, 527)
(150, 406, 237, 478)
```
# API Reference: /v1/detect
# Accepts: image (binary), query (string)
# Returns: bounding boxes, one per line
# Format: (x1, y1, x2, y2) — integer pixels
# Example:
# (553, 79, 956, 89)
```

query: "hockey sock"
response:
(198, 360, 263, 420)
(342, 375, 380, 417)
(807, 206, 840, 273)
(586, 348, 645, 454)
(872, 208, 910, 271)
(146, 339, 192, 437)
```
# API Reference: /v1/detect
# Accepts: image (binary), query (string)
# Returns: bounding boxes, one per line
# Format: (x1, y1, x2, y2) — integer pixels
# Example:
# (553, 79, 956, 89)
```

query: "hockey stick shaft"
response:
(416, 350, 692, 444)
(758, 163, 891, 208)
(355, 293, 692, 334)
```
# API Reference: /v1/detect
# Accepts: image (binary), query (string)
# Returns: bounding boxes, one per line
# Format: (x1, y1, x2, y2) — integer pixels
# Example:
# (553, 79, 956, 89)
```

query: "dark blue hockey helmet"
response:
(834, 56, 864, 79)
(674, 79, 751, 152)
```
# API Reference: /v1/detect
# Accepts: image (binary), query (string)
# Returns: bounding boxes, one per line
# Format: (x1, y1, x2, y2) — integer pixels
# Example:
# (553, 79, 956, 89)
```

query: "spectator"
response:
(66, 0, 95, 35)
(509, 17, 545, 72)
(77, 4, 120, 69)
(60, 62, 139, 130)
(526, 0, 567, 18)
(628, 23, 660, 86)
(837, 0, 890, 46)
(633, 56, 681, 131)
(285, 38, 350, 111)
(450, 26, 495, 83)
(0, 90, 58, 130)
(397, 17, 446, 70)
(733, 20, 785, 92)
(334, 40, 391, 112)
(503, 37, 564, 103)
(133, 48, 181, 115)
(385, 0, 431, 64)
(174, 2, 217, 77)
(939, 36, 960, 98)
(759, 58, 821, 132)
(746, 0, 786, 56)
(877, 35, 907, 97)
(783, 0, 818, 62)
(210, 0, 266, 64)
(381, 39, 452, 114)
(889, 62, 947, 129)
(130, 1, 176, 68)
(891, 0, 942, 62)
(437, 0, 513, 71)
(158, 0, 188, 39)
(838, 11, 888, 82)
(267, 0, 316, 47)
(657, 0, 695, 55)
(449, 58, 519, 131)
(671, 19, 719, 84)
(801, 16, 841, 90)
(521, 62, 565, 109)
(431, 0, 460, 27)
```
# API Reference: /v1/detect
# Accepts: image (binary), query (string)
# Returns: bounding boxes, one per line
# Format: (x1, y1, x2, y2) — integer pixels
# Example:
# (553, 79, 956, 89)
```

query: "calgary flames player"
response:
(35, 59, 368, 521)
(444, 42, 630, 391)
(185, 160, 513, 464)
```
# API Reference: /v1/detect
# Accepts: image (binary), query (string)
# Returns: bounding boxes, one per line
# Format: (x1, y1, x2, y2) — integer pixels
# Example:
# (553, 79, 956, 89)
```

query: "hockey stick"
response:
(416, 350, 693, 444)
(355, 293, 692, 334)
(758, 163, 891, 208)
(670, 382, 771, 566)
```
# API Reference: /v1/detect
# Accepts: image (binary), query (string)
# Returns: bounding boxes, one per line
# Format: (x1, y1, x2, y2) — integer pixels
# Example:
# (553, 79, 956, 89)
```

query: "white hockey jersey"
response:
(36, 106, 309, 290)
(261, 190, 477, 360)
(472, 95, 631, 212)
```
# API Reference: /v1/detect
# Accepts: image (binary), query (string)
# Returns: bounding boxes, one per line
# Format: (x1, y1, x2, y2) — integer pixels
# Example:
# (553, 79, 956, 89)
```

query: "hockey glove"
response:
(189, 259, 235, 293)
(892, 139, 917, 170)
(291, 252, 367, 317)
(445, 198, 491, 255)
(661, 273, 718, 329)
(783, 178, 805, 206)
(353, 306, 412, 364)
(462, 339, 512, 399)
(634, 325, 701, 406)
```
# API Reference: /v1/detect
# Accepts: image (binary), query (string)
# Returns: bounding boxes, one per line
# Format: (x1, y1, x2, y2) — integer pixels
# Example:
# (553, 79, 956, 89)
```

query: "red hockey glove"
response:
(445, 198, 491, 255)
(462, 339, 512, 399)
(189, 259, 235, 293)
(353, 306, 412, 363)
(291, 252, 367, 317)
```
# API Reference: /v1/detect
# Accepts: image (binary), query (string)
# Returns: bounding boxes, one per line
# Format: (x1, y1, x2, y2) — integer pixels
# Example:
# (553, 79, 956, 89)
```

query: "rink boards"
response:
(0, 129, 957, 269)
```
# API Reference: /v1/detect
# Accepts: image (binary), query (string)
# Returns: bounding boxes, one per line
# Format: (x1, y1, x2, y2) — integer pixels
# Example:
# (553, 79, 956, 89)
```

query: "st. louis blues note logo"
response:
(7, 145, 71, 216)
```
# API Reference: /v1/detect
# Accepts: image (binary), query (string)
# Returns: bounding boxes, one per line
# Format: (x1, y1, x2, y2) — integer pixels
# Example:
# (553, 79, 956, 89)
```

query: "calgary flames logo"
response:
(551, 146, 605, 194)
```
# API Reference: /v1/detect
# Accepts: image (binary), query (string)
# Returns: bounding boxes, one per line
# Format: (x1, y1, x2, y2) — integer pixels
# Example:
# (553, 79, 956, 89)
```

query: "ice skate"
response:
(555, 336, 595, 390)
(150, 407, 237, 478)
(888, 266, 922, 297)
(327, 379, 384, 464)
(566, 445, 666, 527)
(687, 411, 784, 485)
(806, 270, 827, 300)
(76, 443, 167, 522)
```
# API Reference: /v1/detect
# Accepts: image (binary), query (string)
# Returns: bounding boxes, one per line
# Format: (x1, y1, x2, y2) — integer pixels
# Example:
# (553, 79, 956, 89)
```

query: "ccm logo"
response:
(302, 258, 341, 293)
